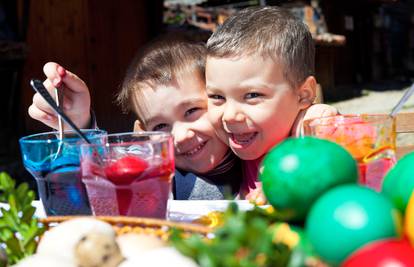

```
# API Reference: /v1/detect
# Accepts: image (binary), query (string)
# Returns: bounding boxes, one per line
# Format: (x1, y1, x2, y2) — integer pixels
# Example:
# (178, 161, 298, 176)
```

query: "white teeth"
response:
(232, 132, 257, 145)
(184, 142, 206, 156)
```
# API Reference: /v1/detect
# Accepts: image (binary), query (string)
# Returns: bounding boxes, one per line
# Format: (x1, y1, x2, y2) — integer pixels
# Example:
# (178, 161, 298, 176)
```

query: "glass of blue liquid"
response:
(19, 129, 106, 216)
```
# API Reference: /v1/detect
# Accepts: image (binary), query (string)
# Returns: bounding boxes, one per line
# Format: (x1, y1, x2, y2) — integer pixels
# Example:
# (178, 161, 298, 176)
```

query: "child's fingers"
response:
(40, 79, 73, 113)
(43, 62, 64, 87)
(246, 189, 260, 202)
(61, 69, 88, 94)
(28, 104, 58, 129)
(43, 62, 88, 94)
(255, 193, 267, 206)
(321, 105, 338, 117)
(32, 92, 57, 115)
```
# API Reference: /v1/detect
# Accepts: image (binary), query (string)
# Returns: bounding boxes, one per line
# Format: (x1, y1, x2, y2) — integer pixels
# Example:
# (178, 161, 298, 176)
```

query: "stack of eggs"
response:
(259, 137, 414, 266)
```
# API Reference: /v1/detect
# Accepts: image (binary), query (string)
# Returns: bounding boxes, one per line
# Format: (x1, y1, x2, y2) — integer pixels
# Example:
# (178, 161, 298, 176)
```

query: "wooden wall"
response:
(20, 0, 163, 134)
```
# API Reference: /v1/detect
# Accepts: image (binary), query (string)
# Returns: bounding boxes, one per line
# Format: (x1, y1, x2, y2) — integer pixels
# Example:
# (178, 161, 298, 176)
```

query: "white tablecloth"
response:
(0, 200, 259, 221)
(0, 200, 47, 218)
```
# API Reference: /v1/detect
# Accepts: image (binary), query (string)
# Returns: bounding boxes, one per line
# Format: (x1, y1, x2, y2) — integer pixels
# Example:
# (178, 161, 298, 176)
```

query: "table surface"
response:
(0, 200, 261, 222)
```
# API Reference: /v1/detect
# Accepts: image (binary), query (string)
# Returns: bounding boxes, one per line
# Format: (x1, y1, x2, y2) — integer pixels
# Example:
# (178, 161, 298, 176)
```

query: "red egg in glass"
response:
(80, 132, 174, 219)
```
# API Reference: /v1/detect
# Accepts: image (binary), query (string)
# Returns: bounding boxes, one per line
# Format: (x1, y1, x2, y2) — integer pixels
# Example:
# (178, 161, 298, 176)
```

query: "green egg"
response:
(306, 185, 401, 265)
(382, 152, 414, 212)
(260, 136, 358, 221)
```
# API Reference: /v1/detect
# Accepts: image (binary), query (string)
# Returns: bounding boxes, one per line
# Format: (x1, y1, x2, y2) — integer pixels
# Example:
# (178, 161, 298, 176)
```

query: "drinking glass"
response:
(19, 129, 107, 215)
(303, 114, 396, 191)
(80, 132, 174, 218)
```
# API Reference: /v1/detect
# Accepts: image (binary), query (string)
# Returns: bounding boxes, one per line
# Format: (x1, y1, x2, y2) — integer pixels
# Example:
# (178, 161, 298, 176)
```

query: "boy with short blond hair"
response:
(204, 6, 337, 197)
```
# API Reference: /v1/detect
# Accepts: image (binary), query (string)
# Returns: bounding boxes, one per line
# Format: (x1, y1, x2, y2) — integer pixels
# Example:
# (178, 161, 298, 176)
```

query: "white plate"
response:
(0, 200, 262, 222)
(0, 200, 46, 218)
(167, 200, 259, 223)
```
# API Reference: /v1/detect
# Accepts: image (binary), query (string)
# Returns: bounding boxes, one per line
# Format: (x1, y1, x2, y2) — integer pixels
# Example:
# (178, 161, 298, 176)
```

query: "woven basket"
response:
(40, 216, 211, 241)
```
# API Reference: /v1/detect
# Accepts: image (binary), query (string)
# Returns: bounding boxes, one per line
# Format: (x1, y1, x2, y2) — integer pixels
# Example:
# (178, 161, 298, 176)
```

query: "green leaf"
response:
(21, 221, 42, 246)
(24, 240, 38, 255)
(16, 183, 29, 201)
(0, 172, 44, 264)
(5, 236, 23, 258)
(1, 210, 18, 230)
(0, 172, 15, 192)
(8, 194, 19, 219)
(0, 228, 13, 241)
(21, 206, 36, 223)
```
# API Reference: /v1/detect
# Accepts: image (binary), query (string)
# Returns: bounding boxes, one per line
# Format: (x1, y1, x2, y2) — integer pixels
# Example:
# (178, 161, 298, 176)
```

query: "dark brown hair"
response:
(206, 6, 314, 88)
(117, 37, 207, 123)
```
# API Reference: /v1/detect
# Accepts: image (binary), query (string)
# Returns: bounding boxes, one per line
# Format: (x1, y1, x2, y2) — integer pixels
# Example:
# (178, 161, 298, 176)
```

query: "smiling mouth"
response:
(230, 132, 258, 146)
(181, 141, 208, 157)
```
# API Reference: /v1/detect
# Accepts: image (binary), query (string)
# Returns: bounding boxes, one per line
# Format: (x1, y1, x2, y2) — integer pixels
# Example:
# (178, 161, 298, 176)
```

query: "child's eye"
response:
(245, 92, 263, 99)
(208, 94, 225, 100)
(152, 123, 169, 131)
(184, 107, 201, 117)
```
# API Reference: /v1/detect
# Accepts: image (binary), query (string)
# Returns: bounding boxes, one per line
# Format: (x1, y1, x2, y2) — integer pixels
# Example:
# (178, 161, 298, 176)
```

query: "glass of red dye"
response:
(80, 132, 174, 218)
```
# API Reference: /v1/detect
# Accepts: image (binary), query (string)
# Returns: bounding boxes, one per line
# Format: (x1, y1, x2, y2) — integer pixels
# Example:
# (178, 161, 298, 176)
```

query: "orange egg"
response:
(404, 191, 414, 245)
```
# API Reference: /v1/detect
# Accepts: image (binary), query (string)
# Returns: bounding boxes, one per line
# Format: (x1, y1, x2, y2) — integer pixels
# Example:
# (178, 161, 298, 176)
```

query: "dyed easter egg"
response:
(306, 185, 401, 265)
(260, 136, 358, 221)
(382, 152, 414, 212)
(405, 191, 414, 245)
(342, 238, 414, 267)
(105, 155, 148, 185)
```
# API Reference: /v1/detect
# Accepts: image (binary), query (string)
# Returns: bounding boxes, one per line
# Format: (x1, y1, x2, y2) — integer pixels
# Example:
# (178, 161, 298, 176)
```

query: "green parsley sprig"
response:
(170, 203, 291, 267)
(0, 172, 45, 265)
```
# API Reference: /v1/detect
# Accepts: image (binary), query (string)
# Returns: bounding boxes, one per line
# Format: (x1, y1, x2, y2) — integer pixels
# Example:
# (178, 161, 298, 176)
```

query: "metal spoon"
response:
(53, 87, 64, 159)
(55, 87, 64, 140)
(390, 83, 414, 117)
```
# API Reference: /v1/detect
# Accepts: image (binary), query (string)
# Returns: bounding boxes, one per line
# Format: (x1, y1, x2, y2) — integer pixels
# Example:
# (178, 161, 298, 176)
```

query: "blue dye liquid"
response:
(25, 154, 91, 216)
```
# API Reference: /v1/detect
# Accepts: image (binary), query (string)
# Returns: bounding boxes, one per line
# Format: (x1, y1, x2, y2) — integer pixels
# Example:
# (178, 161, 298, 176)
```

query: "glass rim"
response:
(305, 114, 395, 127)
(105, 131, 172, 138)
(82, 131, 172, 147)
(19, 129, 107, 143)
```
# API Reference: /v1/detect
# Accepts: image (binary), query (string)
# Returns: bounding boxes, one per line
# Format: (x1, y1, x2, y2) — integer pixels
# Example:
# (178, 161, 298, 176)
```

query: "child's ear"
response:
(133, 120, 145, 132)
(297, 76, 317, 109)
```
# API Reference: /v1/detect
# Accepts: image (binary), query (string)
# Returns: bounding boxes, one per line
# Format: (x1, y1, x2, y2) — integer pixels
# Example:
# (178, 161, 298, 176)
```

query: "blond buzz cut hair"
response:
(206, 6, 315, 89)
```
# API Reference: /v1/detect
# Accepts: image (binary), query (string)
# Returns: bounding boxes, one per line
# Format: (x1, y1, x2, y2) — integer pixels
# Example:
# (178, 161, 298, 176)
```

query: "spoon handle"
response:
(390, 83, 414, 117)
(30, 79, 91, 144)
(54, 87, 64, 140)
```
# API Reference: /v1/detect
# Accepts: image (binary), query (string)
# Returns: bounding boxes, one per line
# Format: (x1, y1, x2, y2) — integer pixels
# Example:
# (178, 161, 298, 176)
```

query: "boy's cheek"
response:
(216, 130, 230, 145)
(206, 105, 222, 126)
(205, 105, 230, 144)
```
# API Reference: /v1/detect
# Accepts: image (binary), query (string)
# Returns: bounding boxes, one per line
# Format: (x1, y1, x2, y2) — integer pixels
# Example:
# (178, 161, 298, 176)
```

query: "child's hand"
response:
(246, 182, 267, 205)
(291, 104, 338, 137)
(28, 62, 92, 129)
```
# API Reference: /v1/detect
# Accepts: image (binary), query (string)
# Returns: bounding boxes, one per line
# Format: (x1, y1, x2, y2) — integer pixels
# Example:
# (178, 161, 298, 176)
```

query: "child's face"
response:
(206, 54, 310, 160)
(135, 73, 228, 174)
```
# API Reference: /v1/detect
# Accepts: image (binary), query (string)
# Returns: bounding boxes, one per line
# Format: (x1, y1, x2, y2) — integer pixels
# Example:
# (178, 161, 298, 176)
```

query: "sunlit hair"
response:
(117, 37, 206, 124)
(206, 6, 314, 89)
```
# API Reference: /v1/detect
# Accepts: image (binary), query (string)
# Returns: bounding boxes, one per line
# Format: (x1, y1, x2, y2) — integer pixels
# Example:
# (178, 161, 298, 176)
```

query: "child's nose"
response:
(222, 102, 245, 123)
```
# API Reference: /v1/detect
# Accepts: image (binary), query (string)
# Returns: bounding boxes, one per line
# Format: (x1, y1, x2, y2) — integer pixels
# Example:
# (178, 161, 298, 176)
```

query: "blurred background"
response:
(1, 0, 413, 186)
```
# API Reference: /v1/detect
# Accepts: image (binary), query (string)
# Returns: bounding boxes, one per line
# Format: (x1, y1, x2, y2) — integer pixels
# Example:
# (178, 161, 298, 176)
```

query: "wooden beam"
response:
(397, 145, 414, 160)
(396, 112, 414, 133)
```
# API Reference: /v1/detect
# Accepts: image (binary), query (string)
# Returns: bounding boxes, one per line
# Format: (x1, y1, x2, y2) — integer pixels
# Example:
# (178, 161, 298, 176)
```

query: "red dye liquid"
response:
(358, 157, 395, 192)
(82, 155, 173, 218)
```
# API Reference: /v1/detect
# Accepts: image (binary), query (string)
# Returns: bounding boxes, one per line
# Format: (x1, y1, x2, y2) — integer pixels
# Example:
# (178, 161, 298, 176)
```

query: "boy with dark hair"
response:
(30, 39, 242, 200)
